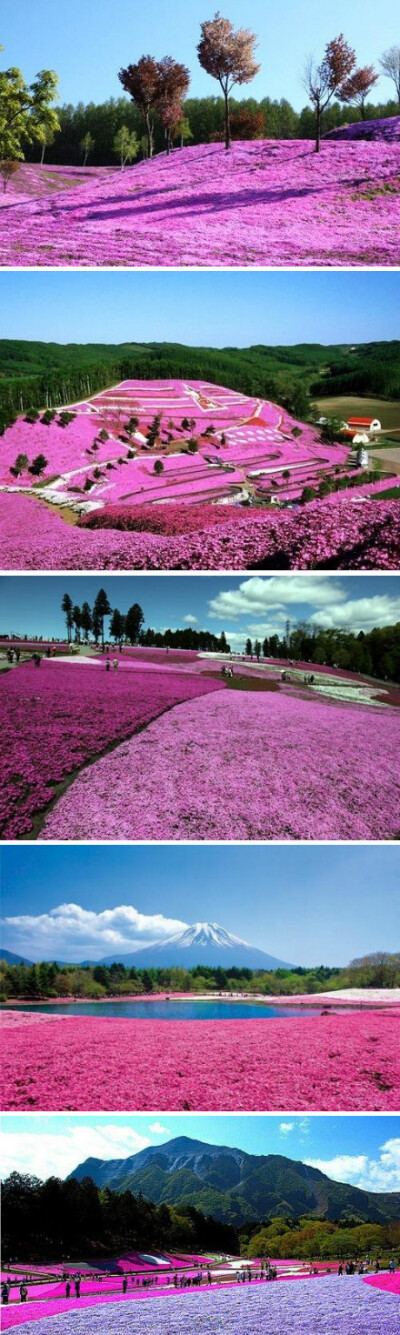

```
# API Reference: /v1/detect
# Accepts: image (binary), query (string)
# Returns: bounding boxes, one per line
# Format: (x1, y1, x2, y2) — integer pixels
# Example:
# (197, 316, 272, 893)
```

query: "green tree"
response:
(61, 593, 73, 643)
(110, 608, 125, 641)
(0, 51, 59, 162)
(245, 637, 252, 656)
(28, 453, 47, 476)
(72, 605, 82, 643)
(10, 453, 29, 477)
(80, 602, 93, 642)
(93, 588, 112, 649)
(113, 125, 139, 168)
(80, 131, 95, 166)
(154, 459, 164, 475)
(125, 602, 145, 644)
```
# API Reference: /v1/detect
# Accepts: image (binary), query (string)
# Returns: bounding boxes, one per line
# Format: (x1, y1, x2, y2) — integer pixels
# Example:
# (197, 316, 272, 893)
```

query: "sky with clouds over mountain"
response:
(1, 1114, 399, 1195)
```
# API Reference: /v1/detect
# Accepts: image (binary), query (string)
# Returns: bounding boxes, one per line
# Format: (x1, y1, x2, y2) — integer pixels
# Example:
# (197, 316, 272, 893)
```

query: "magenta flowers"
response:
(41, 688, 400, 843)
(1, 1005, 399, 1110)
(0, 660, 223, 838)
(0, 140, 399, 267)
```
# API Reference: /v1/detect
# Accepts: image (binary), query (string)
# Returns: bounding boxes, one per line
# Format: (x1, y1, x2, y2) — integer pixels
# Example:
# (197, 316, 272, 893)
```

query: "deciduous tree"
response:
(197, 15, 260, 150)
(113, 125, 139, 168)
(303, 34, 356, 151)
(340, 65, 379, 119)
(380, 45, 400, 102)
(118, 56, 160, 158)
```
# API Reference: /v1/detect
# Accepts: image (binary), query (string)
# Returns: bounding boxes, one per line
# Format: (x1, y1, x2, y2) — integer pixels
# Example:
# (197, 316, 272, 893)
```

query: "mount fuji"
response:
(99, 922, 293, 970)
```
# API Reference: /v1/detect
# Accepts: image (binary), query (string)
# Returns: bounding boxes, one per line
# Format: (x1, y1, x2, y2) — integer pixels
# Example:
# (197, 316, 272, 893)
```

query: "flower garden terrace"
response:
(1, 1267, 399, 1333)
(1, 378, 399, 571)
(0, 139, 399, 267)
(1, 651, 400, 843)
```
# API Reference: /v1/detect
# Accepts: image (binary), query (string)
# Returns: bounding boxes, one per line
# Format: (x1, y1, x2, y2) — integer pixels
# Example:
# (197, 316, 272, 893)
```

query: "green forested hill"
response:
(0, 340, 399, 433)
(69, 1139, 400, 1228)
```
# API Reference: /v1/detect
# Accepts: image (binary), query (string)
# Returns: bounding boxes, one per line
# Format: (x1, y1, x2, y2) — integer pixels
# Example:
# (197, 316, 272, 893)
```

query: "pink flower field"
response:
(1, 1006, 398, 1110)
(40, 687, 400, 842)
(0, 659, 223, 838)
(0, 140, 399, 266)
(1, 378, 399, 569)
(1, 490, 400, 571)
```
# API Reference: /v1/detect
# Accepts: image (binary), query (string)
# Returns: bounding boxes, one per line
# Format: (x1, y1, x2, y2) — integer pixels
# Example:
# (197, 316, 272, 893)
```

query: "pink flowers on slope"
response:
(0, 140, 399, 267)
(1, 491, 400, 570)
(41, 689, 400, 842)
(0, 660, 223, 838)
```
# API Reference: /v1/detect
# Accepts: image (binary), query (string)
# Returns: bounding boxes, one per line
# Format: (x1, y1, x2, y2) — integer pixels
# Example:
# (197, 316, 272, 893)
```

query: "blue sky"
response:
(0, 272, 398, 347)
(1, 846, 399, 966)
(1, 0, 397, 111)
(1, 1113, 399, 1196)
(1, 575, 400, 647)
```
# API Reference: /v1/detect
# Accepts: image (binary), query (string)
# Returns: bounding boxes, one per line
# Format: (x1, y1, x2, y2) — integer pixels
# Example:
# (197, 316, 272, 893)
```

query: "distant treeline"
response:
(260, 622, 400, 683)
(1, 1173, 236, 1263)
(2, 1172, 400, 1265)
(1, 953, 398, 1002)
(1, 339, 399, 437)
(22, 95, 400, 166)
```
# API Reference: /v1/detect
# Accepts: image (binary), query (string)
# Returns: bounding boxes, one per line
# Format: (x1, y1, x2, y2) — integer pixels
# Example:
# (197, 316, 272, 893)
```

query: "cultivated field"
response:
(2, 379, 399, 570)
(0, 140, 399, 267)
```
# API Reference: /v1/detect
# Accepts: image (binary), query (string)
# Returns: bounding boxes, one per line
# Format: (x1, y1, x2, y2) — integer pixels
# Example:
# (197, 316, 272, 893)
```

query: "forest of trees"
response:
(1, 953, 399, 1004)
(255, 621, 400, 683)
(22, 93, 400, 167)
(1, 1173, 236, 1263)
(2, 1172, 399, 1266)
(58, 589, 230, 653)
(1, 339, 399, 439)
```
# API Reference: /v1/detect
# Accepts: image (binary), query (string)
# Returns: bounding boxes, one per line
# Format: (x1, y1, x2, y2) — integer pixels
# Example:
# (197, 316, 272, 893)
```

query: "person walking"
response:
(65, 1281, 71, 1298)
(74, 1278, 81, 1298)
(122, 1276, 128, 1293)
(20, 1283, 28, 1303)
(113, 658, 119, 671)
(1, 1283, 9, 1304)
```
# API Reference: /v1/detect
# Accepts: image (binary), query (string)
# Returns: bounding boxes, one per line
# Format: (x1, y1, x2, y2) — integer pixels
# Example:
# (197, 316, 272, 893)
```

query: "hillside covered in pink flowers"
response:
(0, 140, 398, 267)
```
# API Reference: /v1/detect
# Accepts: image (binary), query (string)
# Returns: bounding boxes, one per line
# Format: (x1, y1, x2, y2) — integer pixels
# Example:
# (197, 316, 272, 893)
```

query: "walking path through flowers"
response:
(1, 1273, 398, 1332)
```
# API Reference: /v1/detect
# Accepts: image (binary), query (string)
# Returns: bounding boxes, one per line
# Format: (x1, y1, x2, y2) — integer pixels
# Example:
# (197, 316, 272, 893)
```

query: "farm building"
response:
(346, 415, 381, 435)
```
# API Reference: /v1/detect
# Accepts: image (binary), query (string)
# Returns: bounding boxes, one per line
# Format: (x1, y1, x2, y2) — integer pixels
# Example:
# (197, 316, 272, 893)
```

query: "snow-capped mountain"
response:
(99, 922, 293, 969)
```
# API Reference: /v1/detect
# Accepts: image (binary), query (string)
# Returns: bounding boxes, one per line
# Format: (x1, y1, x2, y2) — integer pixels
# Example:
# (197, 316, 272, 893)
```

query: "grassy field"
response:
(316, 397, 400, 441)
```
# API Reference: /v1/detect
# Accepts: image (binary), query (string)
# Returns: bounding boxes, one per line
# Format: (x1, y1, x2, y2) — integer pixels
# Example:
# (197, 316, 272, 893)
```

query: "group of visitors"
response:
(1, 1280, 27, 1304)
(105, 657, 119, 672)
(221, 664, 234, 679)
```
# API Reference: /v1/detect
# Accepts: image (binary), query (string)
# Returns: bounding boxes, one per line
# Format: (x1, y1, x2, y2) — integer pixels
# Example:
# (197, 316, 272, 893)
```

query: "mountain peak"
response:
(100, 920, 293, 970)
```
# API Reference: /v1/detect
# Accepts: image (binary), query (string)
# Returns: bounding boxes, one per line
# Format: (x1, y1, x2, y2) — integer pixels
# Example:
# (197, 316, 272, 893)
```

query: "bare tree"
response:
(303, 33, 356, 152)
(197, 15, 260, 150)
(340, 65, 379, 119)
(380, 45, 400, 102)
(119, 56, 160, 158)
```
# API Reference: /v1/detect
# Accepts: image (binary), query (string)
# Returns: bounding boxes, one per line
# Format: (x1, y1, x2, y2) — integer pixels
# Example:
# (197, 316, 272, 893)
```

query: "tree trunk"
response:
(315, 105, 321, 153)
(224, 87, 231, 150)
(146, 112, 153, 159)
(83, 149, 88, 167)
(41, 143, 46, 165)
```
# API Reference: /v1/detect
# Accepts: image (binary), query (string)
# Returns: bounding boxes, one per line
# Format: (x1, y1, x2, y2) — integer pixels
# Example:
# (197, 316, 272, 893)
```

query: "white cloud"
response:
(183, 615, 199, 625)
(148, 1122, 170, 1136)
(299, 1118, 311, 1136)
(305, 1138, 400, 1193)
(2, 902, 189, 962)
(0, 1124, 151, 1182)
(310, 595, 400, 633)
(208, 576, 345, 621)
(279, 1122, 295, 1136)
